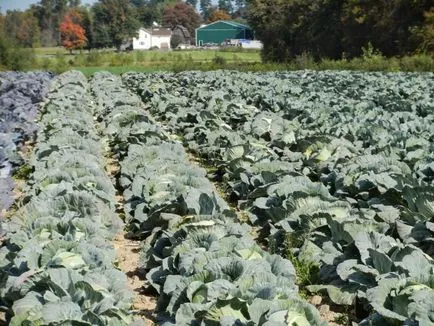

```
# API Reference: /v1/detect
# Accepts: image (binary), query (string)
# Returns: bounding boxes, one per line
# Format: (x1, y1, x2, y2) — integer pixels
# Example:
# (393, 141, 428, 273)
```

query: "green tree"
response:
(3, 10, 41, 47)
(31, 0, 81, 46)
(247, 0, 431, 61)
(341, 0, 432, 56)
(75, 6, 92, 49)
(132, 0, 177, 27)
(233, 0, 247, 18)
(218, 0, 233, 14)
(137, 5, 162, 26)
(411, 7, 434, 53)
(0, 13, 36, 70)
(200, 0, 212, 20)
(186, 0, 198, 8)
(91, 0, 141, 50)
(247, 0, 293, 61)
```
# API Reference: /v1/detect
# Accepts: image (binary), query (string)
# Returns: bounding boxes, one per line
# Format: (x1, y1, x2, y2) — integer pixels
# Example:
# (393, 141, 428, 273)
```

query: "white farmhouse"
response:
(132, 28, 172, 50)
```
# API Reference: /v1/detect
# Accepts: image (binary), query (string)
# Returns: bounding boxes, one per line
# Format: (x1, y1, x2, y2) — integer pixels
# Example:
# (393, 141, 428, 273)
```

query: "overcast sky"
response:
(0, 0, 98, 13)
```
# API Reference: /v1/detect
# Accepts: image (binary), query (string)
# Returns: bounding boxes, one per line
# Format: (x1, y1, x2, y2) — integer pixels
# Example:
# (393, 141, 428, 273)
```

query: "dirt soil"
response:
(308, 295, 351, 325)
(105, 155, 156, 325)
(113, 233, 156, 325)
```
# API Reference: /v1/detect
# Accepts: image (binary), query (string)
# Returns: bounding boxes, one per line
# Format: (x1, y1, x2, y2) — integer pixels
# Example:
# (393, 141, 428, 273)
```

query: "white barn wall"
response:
(151, 35, 171, 49)
(132, 28, 172, 50)
(133, 29, 152, 50)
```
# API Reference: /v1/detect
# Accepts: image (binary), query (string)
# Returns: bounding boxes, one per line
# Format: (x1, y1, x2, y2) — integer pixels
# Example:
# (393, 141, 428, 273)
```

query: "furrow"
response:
(90, 71, 326, 325)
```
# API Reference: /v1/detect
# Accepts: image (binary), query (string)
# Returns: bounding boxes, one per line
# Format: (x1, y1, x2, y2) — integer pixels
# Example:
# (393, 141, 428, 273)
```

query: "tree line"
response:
(0, 0, 432, 61)
(0, 0, 248, 51)
(247, 0, 433, 61)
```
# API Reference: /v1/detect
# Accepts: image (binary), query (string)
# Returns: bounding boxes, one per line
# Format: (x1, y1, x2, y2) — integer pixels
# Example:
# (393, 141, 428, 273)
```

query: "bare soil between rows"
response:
(105, 156, 156, 325)
(113, 232, 156, 325)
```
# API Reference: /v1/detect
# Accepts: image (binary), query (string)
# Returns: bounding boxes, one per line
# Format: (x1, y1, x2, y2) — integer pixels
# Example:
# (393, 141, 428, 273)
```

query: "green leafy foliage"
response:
(0, 71, 132, 325)
(91, 71, 326, 325)
(123, 70, 434, 323)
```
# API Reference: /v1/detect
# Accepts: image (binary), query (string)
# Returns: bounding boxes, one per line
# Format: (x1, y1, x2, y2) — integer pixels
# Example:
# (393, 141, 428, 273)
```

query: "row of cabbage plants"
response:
(123, 70, 434, 325)
(0, 72, 53, 215)
(90, 71, 326, 325)
(0, 71, 133, 325)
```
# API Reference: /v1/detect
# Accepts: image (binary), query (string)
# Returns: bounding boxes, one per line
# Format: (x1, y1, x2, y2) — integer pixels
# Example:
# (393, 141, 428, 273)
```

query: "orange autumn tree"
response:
(208, 9, 231, 23)
(60, 10, 87, 53)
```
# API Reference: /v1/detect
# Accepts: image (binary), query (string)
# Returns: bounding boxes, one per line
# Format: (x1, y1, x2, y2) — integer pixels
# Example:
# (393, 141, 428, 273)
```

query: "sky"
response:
(0, 0, 214, 13)
(0, 0, 98, 13)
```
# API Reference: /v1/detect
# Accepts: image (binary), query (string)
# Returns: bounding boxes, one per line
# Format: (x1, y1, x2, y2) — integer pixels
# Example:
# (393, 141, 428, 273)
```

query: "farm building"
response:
(172, 25, 192, 46)
(195, 20, 254, 46)
(132, 28, 172, 50)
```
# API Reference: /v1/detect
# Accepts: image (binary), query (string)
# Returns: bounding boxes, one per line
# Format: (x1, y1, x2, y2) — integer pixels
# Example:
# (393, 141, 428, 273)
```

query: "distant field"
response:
(34, 47, 68, 56)
(31, 47, 262, 74)
(8, 47, 431, 74)
(33, 47, 261, 62)
(74, 65, 161, 76)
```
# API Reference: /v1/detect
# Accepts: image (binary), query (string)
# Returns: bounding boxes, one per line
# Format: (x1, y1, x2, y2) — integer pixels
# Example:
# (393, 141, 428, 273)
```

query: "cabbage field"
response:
(0, 70, 433, 326)
(0, 72, 53, 216)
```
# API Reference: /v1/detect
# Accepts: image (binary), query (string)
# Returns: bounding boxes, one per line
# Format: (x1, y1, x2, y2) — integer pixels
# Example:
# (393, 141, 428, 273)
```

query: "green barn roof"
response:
(195, 20, 254, 46)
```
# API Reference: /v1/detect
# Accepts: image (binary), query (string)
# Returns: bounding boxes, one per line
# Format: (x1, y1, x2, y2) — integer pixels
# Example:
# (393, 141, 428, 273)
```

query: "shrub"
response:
(212, 55, 226, 65)
(0, 35, 36, 70)
(293, 52, 317, 70)
(86, 51, 103, 66)
(109, 52, 135, 66)
(135, 50, 147, 63)
(400, 53, 434, 71)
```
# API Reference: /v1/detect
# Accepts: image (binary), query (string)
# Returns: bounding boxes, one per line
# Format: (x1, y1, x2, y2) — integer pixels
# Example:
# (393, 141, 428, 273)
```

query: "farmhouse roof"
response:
(141, 27, 172, 36)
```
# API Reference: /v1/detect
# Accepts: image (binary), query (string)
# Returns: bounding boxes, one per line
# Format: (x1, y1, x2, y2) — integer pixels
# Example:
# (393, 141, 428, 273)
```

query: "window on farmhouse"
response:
(140, 42, 145, 45)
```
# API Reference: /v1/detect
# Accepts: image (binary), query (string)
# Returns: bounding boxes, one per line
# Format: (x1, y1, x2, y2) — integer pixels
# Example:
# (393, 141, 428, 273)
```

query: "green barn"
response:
(195, 20, 254, 46)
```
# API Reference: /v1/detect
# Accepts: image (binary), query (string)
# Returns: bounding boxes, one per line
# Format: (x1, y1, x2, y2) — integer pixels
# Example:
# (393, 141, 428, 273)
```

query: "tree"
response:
(247, 0, 432, 61)
(247, 0, 293, 61)
(163, 2, 201, 38)
(340, 0, 432, 57)
(218, 0, 233, 14)
(75, 6, 92, 49)
(91, 0, 141, 50)
(31, 0, 82, 46)
(3, 10, 41, 47)
(132, 0, 178, 27)
(233, 0, 247, 19)
(135, 2, 163, 27)
(200, 0, 212, 20)
(0, 11, 36, 70)
(60, 9, 87, 52)
(208, 9, 231, 22)
(17, 11, 41, 47)
(186, 0, 198, 7)
(412, 7, 434, 53)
